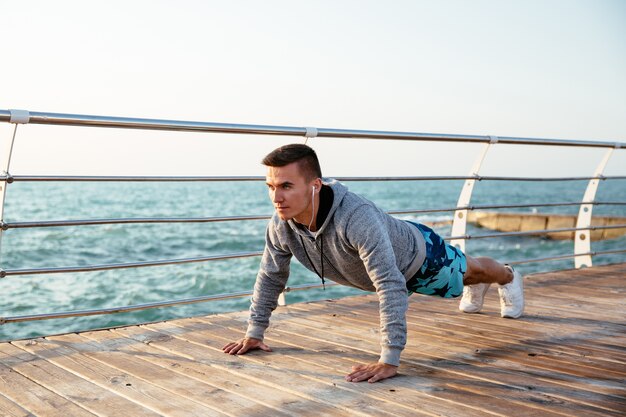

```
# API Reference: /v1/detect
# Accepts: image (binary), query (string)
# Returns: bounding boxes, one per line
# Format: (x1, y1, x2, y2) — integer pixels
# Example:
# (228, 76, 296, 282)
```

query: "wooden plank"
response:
(524, 287, 626, 308)
(414, 309, 626, 365)
(0, 343, 101, 417)
(170, 318, 512, 417)
(0, 393, 34, 417)
(211, 317, 620, 415)
(362, 266, 626, 362)
(518, 289, 625, 311)
(272, 312, 625, 416)
(120, 321, 415, 417)
(327, 297, 626, 376)
(421, 300, 626, 358)
(529, 274, 626, 295)
(402, 294, 624, 344)
(12, 335, 227, 417)
(0, 262, 622, 417)
(455, 307, 626, 357)
(486, 286, 625, 320)
(289, 299, 626, 394)
(299, 298, 626, 408)
(529, 264, 626, 286)
(167, 317, 517, 417)
(254, 306, 625, 416)
(80, 328, 326, 417)
(410, 283, 625, 331)
(0, 363, 95, 417)
(126, 322, 414, 415)
(188, 316, 563, 417)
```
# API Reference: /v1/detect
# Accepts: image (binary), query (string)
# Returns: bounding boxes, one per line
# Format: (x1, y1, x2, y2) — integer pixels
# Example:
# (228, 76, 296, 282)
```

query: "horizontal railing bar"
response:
(445, 223, 626, 240)
(1, 109, 625, 148)
(0, 291, 256, 324)
(508, 249, 626, 266)
(1, 251, 263, 277)
(4, 248, 626, 324)
(6, 201, 626, 230)
(5, 175, 265, 182)
(0, 281, 340, 324)
(283, 282, 340, 293)
(388, 201, 626, 216)
(3, 215, 272, 229)
(336, 176, 626, 182)
(4, 224, 625, 277)
(3, 174, 626, 183)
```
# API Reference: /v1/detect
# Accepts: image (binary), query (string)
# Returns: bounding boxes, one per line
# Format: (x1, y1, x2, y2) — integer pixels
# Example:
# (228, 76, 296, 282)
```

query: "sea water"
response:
(1, 179, 625, 341)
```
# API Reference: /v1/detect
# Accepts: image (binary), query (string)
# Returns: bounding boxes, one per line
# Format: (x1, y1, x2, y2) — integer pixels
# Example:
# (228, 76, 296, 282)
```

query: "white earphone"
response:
(308, 185, 316, 229)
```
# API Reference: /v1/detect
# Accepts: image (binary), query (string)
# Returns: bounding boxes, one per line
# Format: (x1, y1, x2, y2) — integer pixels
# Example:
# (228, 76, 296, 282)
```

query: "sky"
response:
(1, 0, 625, 177)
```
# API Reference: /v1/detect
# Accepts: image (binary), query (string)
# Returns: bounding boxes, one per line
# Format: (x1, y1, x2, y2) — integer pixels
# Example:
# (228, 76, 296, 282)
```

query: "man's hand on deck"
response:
(346, 362, 398, 383)
(222, 337, 272, 355)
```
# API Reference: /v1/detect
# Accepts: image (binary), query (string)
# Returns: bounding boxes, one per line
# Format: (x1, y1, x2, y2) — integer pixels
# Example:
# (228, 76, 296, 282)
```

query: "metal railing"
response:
(1, 109, 625, 326)
(3, 174, 626, 182)
(2, 222, 626, 278)
(3, 200, 626, 230)
(0, 109, 622, 147)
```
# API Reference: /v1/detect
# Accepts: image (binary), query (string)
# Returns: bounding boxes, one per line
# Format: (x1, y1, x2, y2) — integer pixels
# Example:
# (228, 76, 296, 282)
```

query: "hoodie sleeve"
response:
(246, 220, 292, 341)
(345, 205, 408, 367)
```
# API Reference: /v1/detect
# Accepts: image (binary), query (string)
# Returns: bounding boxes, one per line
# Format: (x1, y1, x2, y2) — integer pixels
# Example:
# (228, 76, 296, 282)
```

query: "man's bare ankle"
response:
(499, 266, 514, 285)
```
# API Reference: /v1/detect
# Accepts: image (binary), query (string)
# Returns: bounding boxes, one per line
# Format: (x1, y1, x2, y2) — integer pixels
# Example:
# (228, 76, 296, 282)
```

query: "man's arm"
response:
(345, 206, 409, 381)
(222, 221, 292, 354)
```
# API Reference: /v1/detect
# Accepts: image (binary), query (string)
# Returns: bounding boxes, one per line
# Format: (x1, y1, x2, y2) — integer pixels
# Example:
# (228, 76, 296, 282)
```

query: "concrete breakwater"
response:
(466, 211, 626, 240)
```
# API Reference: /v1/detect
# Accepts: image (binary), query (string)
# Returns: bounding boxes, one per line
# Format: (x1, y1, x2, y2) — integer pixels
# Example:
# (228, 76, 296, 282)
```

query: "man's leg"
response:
(463, 256, 512, 285)
(404, 221, 524, 317)
(460, 255, 524, 318)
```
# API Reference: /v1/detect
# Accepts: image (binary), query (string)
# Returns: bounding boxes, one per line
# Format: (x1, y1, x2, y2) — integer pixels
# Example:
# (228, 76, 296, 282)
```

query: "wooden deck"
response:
(1, 263, 625, 417)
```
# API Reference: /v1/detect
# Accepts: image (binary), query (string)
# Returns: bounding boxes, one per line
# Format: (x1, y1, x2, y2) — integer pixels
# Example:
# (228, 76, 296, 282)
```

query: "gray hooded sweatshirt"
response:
(246, 179, 427, 366)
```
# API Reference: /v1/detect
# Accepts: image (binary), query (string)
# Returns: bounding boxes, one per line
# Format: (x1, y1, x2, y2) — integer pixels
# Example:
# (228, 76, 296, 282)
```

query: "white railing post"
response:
(450, 137, 498, 252)
(0, 110, 29, 261)
(574, 147, 616, 268)
(278, 292, 287, 306)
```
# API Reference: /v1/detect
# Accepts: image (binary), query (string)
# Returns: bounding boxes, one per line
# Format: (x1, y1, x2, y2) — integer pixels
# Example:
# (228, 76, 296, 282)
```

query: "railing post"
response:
(278, 292, 287, 306)
(574, 147, 616, 268)
(450, 137, 497, 252)
(0, 110, 29, 262)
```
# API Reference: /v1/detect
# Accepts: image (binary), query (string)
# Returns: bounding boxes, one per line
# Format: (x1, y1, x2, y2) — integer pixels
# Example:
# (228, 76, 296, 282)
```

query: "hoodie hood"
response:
(287, 178, 348, 238)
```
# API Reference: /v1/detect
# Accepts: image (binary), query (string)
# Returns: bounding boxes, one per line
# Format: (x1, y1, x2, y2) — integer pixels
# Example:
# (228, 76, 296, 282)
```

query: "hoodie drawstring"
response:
(299, 234, 325, 290)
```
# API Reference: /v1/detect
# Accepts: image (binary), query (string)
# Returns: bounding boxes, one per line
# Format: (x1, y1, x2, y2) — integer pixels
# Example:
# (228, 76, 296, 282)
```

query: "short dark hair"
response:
(262, 144, 322, 181)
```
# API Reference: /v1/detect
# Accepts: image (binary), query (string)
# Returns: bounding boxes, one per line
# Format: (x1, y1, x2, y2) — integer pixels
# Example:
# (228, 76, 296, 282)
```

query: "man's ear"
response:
(313, 178, 322, 192)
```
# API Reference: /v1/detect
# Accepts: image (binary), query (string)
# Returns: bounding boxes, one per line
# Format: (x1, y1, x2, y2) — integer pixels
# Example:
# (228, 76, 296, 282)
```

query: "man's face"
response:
(266, 162, 315, 222)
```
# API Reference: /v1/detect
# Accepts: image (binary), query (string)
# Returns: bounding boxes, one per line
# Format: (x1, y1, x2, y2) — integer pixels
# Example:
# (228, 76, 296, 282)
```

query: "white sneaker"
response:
(459, 283, 490, 313)
(498, 265, 524, 318)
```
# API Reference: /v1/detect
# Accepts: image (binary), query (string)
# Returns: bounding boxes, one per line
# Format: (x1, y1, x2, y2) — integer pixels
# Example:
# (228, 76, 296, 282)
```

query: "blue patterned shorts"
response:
(406, 222, 466, 298)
